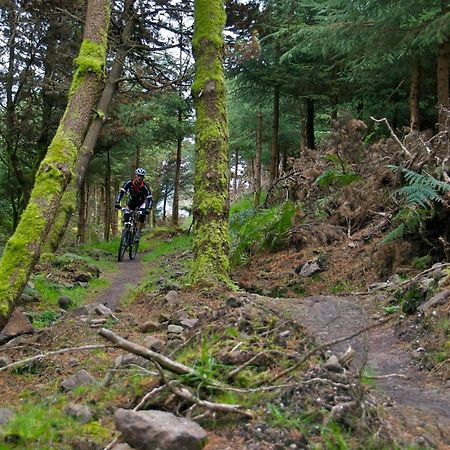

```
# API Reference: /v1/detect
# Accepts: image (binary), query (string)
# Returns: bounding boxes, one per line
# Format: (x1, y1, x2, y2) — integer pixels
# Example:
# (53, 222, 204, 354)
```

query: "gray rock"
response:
(139, 320, 161, 333)
(61, 369, 96, 392)
(180, 318, 199, 329)
(114, 409, 207, 450)
(58, 296, 73, 310)
(418, 289, 450, 313)
(164, 290, 180, 306)
(115, 353, 150, 369)
(298, 261, 321, 277)
(323, 355, 344, 373)
(0, 408, 14, 426)
(0, 308, 34, 344)
(65, 403, 93, 424)
(143, 336, 165, 353)
(112, 445, 135, 450)
(167, 324, 183, 334)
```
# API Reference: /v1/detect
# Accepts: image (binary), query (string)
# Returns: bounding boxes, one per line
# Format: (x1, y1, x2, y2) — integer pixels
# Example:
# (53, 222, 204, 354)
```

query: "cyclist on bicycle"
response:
(115, 168, 152, 241)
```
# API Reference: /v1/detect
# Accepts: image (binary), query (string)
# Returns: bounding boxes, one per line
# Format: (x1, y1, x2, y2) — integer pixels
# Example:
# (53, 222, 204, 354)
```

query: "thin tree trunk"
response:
(43, 0, 135, 252)
(77, 178, 88, 244)
(104, 148, 111, 241)
(254, 110, 262, 207)
(410, 59, 421, 131)
(172, 110, 182, 227)
(270, 85, 280, 183)
(0, 0, 111, 330)
(111, 179, 119, 237)
(437, 40, 449, 129)
(172, 16, 184, 228)
(191, 0, 230, 286)
(233, 148, 239, 199)
(306, 98, 315, 149)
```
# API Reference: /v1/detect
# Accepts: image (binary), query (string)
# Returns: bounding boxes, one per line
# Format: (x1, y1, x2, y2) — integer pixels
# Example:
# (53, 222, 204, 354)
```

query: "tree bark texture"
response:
(410, 59, 421, 131)
(0, 0, 111, 329)
(270, 85, 280, 183)
(306, 98, 315, 149)
(191, 0, 231, 286)
(437, 41, 449, 129)
(172, 109, 183, 227)
(254, 110, 263, 207)
(44, 0, 135, 252)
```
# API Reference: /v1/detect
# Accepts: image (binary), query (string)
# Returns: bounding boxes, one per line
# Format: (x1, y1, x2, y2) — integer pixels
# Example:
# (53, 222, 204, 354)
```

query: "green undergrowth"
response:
(230, 197, 296, 266)
(141, 229, 192, 290)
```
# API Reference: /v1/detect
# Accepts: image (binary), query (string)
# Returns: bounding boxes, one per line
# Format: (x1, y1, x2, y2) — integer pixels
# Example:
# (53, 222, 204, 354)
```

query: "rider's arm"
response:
(144, 184, 152, 210)
(116, 181, 131, 205)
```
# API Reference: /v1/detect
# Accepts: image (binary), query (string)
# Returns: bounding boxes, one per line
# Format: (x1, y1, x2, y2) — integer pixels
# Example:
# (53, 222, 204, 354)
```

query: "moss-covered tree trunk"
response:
(191, 0, 231, 286)
(44, 0, 135, 252)
(0, 0, 111, 330)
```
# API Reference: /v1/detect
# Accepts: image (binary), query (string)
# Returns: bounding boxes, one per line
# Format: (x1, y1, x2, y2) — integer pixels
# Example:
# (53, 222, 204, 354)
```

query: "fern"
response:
(381, 166, 450, 244)
(389, 165, 450, 206)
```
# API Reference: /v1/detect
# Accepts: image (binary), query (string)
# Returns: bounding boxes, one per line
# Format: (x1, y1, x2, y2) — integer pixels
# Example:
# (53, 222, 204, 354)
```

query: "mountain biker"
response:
(115, 168, 152, 241)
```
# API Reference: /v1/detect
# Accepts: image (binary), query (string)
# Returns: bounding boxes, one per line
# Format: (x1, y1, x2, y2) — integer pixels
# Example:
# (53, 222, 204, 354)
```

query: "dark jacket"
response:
(116, 179, 152, 210)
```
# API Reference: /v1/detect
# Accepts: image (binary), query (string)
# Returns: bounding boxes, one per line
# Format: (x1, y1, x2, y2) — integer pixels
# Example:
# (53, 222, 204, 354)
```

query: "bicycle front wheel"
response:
(130, 240, 139, 260)
(118, 228, 130, 262)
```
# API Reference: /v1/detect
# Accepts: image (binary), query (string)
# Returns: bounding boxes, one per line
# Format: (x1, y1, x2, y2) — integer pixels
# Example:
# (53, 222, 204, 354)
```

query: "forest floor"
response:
(0, 227, 449, 449)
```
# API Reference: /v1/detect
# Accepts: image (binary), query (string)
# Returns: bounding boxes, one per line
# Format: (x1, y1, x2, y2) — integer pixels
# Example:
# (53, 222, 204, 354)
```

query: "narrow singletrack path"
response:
(89, 255, 147, 311)
(247, 293, 450, 448)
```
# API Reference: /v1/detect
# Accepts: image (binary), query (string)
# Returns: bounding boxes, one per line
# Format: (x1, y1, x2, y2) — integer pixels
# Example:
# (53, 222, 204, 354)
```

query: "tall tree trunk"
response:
(0, 0, 111, 330)
(437, 41, 449, 129)
(77, 178, 88, 244)
(191, 0, 231, 286)
(254, 110, 263, 207)
(270, 85, 280, 183)
(111, 179, 119, 237)
(104, 148, 111, 241)
(233, 148, 239, 199)
(172, 109, 182, 227)
(43, 0, 135, 252)
(410, 59, 421, 131)
(172, 16, 184, 228)
(306, 98, 315, 149)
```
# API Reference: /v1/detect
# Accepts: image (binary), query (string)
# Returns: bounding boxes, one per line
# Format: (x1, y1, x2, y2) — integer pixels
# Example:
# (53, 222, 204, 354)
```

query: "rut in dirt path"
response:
(247, 293, 450, 447)
(90, 255, 148, 311)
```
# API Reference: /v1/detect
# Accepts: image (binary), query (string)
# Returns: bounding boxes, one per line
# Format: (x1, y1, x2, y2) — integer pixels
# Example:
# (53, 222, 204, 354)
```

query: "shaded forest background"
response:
(0, 0, 448, 246)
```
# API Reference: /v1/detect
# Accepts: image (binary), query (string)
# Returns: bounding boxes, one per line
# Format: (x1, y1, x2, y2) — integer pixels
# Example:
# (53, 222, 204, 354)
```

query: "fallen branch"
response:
(265, 317, 392, 385)
(0, 344, 113, 372)
(370, 116, 412, 158)
(154, 362, 254, 419)
(98, 328, 196, 376)
(363, 373, 408, 380)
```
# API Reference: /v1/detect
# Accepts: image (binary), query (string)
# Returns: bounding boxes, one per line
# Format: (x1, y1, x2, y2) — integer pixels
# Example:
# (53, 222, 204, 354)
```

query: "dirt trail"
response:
(247, 293, 450, 447)
(89, 255, 147, 311)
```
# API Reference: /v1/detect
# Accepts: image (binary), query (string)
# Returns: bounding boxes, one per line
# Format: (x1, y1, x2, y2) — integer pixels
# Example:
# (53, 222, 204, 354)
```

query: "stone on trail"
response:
(0, 308, 34, 344)
(60, 369, 96, 392)
(114, 409, 207, 450)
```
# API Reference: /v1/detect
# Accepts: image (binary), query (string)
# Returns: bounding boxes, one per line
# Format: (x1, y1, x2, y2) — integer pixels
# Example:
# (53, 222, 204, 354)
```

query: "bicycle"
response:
(118, 207, 142, 261)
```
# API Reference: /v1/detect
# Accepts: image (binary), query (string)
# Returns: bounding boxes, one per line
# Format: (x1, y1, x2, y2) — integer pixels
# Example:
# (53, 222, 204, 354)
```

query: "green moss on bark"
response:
(69, 39, 107, 98)
(191, 0, 231, 287)
(0, 202, 46, 316)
